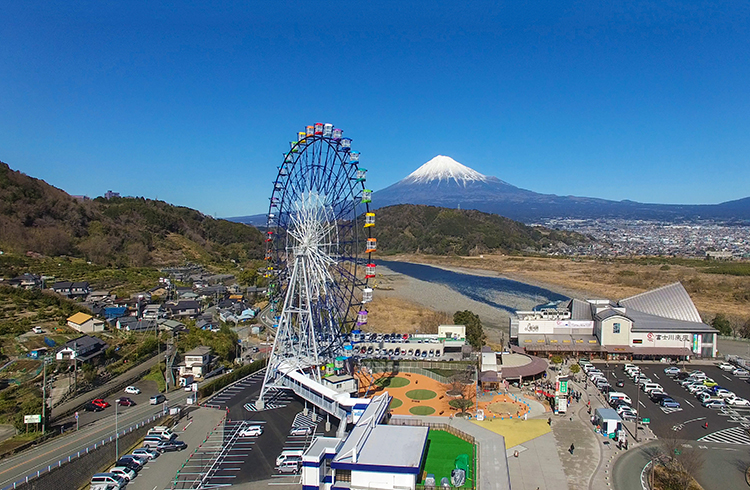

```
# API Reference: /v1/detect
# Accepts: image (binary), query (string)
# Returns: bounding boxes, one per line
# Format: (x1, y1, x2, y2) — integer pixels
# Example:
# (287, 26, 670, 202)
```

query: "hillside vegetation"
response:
(0, 161, 264, 266)
(374, 204, 588, 255)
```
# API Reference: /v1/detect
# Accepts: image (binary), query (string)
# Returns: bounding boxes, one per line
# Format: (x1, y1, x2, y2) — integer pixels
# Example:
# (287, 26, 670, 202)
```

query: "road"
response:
(0, 389, 191, 489)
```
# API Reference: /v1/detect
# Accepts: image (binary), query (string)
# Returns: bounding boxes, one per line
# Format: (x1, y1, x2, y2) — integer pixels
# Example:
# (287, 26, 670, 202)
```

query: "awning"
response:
(604, 345, 634, 354)
(631, 347, 693, 357)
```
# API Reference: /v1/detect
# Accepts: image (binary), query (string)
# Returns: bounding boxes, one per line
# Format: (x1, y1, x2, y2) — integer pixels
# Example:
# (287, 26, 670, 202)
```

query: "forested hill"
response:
(373, 204, 588, 255)
(0, 161, 264, 265)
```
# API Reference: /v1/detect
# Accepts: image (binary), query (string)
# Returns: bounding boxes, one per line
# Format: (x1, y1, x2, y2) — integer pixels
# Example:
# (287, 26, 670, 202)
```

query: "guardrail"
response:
(1, 410, 167, 490)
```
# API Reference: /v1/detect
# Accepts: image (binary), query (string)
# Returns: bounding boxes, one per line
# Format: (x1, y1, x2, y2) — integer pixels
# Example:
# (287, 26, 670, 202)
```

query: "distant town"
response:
(540, 218, 750, 258)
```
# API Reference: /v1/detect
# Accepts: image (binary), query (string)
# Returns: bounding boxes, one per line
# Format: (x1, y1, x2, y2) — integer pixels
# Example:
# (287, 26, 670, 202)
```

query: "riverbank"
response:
(381, 253, 750, 323)
(367, 262, 574, 345)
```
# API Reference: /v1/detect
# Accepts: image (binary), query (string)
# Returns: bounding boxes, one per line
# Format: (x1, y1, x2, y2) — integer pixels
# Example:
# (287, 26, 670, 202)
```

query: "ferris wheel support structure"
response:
(256, 122, 375, 410)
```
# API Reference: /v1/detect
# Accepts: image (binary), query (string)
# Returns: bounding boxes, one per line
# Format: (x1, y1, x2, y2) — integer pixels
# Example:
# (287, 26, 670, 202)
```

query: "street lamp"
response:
(115, 401, 119, 459)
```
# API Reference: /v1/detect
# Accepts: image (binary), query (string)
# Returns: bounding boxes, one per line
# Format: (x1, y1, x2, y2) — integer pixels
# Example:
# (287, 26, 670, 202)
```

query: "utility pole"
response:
(635, 381, 640, 442)
(41, 357, 47, 433)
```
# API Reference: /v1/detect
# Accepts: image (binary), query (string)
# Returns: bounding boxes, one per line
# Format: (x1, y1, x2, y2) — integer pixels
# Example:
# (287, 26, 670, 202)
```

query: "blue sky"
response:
(2, 1, 749, 217)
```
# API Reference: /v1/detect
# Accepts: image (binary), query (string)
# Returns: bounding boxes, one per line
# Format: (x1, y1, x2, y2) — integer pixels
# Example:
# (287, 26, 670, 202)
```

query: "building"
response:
(67, 312, 105, 333)
(56, 335, 108, 362)
(52, 281, 90, 298)
(104, 190, 120, 199)
(165, 300, 201, 318)
(510, 282, 717, 360)
(302, 392, 429, 490)
(438, 325, 466, 340)
(179, 346, 212, 378)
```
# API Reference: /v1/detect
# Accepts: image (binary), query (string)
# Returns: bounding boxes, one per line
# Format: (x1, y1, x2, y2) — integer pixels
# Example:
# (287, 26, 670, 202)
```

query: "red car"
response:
(117, 397, 136, 407)
(91, 398, 110, 409)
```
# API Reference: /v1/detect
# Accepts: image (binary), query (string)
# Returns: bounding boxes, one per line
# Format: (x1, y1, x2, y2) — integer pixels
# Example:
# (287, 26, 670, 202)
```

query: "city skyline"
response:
(2, 1, 749, 217)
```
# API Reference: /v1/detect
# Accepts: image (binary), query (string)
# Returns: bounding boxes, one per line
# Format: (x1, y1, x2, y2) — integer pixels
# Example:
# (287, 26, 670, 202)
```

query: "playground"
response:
(419, 429, 475, 487)
(358, 371, 530, 419)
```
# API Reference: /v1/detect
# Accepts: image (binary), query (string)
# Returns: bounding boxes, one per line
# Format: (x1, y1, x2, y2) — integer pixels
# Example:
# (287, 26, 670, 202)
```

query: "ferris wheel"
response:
(258, 122, 376, 405)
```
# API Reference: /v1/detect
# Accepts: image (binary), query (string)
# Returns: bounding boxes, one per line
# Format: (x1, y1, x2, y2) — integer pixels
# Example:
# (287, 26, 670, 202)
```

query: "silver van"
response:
(276, 450, 304, 466)
(90, 473, 126, 489)
(142, 435, 164, 448)
(278, 458, 301, 473)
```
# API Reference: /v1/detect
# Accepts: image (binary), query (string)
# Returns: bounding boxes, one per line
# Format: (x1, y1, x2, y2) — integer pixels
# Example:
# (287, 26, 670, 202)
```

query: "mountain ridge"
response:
(372, 156, 750, 222)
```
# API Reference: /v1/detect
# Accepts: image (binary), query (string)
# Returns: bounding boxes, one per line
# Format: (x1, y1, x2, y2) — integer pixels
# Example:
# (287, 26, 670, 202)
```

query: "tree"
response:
(570, 364, 580, 374)
(453, 310, 484, 350)
(675, 447, 704, 490)
(710, 314, 732, 336)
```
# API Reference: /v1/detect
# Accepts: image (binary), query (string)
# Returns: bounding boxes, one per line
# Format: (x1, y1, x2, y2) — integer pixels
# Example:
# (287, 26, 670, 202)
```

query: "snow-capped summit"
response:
(402, 155, 490, 185)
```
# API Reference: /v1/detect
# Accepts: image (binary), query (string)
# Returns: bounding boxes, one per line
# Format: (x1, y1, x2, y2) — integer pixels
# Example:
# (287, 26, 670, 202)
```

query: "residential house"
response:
(52, 281, 73, 296)
(104, 306, 129, 319)
(165, 300, 201, 318)
(67, 312, 105, 333)
(196, 319, 220, 332)
(8, 273, 42, 289)
(125, 319, 156, 332)
(179, 346, 212, 378)
(157, 318, 186, 332)
(142, 304, 165, 320)
(56, 335, 108, 362)
(70, 282, 91, 297)
(87, 290, 113, 302)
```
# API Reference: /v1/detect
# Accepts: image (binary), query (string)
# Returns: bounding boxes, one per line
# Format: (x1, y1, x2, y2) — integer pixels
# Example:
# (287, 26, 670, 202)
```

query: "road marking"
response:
(723, 374, 732, 381)
(684, 400, 694, 407)
(639, 401, 646, 407)
(653, 374, 660, 379)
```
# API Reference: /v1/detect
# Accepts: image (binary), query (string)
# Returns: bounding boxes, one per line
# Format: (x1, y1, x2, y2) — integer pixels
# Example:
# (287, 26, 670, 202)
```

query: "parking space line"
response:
(639, 401, 645, 407)
(723, 374, 732, 381)
(684, 400, 694, 407)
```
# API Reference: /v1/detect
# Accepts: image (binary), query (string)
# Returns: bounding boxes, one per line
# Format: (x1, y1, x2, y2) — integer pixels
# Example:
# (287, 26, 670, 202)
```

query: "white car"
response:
(663, 366, 680, 375)
(732, 368, 750, 377)
(688, 383, 707, 394)
(240, 425, 264, 437)
(132, 448, 159, 460)
(727, 397, 750, 407)
(718, 363, 735, 372)
(697, 392, 714, 403)
(32, 326, 43, 334)
(714, 388, 734, 398)
(124, 386, 141, 395)
(109, 466, 136, 481)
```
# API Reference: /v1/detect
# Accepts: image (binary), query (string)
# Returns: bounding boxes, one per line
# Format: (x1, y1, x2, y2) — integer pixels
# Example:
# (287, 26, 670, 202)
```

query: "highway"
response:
(0, 389, 191, 489)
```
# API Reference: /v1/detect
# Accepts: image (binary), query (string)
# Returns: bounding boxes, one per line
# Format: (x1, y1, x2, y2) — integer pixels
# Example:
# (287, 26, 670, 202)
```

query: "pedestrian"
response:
(704, 421, 709, 429)
(548, 417, 552, 426)
(569, 443, 575, 454)
(524, 412, 528, 421)
(625, 439, 629, 450)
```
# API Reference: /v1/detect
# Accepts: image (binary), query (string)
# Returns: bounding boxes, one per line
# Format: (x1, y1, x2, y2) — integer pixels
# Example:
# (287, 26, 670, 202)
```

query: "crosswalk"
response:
(660, 406, 683, 414)
(244, 389, 293, 412)
(292, 411, 318, 429)
(698, 426, 750, 445)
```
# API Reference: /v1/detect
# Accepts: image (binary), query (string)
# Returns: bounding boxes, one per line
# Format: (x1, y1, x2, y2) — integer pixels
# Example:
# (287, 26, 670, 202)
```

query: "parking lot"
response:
(593, 362, 750, 444)
(194, 368, 334, 486)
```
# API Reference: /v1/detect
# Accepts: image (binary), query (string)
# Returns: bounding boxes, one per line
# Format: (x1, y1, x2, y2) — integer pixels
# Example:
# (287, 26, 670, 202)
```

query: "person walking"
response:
(569, 443, 575, 454)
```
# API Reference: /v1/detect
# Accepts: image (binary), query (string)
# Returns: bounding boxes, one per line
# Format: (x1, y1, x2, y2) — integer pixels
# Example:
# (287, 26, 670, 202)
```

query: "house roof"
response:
(619, 282, 702, 323)
(184, 346, 212, 356)
(628, 309, 717, 333)
(53, 281, 73, 289)
(570, 299, 593, 321)
(67, 312, 93, 325)
(595, 309, 632, 321)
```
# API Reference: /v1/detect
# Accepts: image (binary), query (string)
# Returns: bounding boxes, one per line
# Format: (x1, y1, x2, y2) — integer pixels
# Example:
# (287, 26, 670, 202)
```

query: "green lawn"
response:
(389, 398, 403, 409)
(420, 430, 475, 486)
(410, 406, 435, 415)
(376, 376, 410, 388)
(406, 389, 436, 400)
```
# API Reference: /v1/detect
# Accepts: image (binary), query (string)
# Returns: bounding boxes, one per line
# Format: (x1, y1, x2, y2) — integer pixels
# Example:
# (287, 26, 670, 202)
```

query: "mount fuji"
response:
(372, 156, 750, 222)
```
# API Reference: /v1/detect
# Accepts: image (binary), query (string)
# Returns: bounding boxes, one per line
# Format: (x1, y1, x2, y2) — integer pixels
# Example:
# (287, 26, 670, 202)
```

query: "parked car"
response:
(91, 399, 110, 409)
(124, 386, 141, 395)
(702, 378, 718, 387)
(114, 457, 141, 472)
(713, 388, 734, 398)
(240, 425, 264, 437)
(663, 366, 680, 375)
(650, 392, 670, 403)
(697, 392, 715, 403)
(620, 411, 637, 421)
(702, 399, 726, 409)
(732, 368, 750, 377)
(289, 426, 313, 436)
(32, 326, 43, 334)
(90, 473, 127, 489)
(157, 440, 187, 452)
(278, 458, 301, 473)
(615, 379, 625, 388)
(727, 397, 750, 407)
(117, 397, 136, 407)
(132, 448, 159, 460)
(718, 362, 735, 372)
(108, 466, 136, 482)
(660, 398, 681, 408)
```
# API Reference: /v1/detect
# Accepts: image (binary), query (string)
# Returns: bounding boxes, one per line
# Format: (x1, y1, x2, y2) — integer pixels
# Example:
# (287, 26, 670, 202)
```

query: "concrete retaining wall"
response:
(16, 415, 167, 490)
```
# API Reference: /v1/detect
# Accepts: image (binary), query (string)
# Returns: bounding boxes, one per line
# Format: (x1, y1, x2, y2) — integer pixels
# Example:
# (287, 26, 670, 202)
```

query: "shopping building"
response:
(510, 282, 717, 360)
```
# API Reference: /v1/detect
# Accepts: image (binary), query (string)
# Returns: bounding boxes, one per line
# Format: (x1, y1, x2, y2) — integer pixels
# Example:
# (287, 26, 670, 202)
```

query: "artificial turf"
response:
(419, 430, 475, 485)
(376, 376, 411, 388)
(389, 397, 403, 409)
(406, 389, 437, 400)
(409, 406, 436, 415)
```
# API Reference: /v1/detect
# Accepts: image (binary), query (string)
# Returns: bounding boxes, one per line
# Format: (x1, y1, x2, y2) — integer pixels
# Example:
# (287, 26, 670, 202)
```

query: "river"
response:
(376, 259, 569, 319)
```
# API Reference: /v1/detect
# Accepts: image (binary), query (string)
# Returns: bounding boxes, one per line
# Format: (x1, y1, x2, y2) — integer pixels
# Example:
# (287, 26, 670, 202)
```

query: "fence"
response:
(388, 418, 478, 490)
(362, 360, 474, 385)
(2, 411, 167, 490)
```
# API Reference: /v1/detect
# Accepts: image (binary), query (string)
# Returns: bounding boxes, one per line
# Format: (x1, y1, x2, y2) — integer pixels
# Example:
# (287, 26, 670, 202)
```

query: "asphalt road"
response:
(200, 369, 334, 486)
(593, 362, 750, 442)
(0, 389, 191, 489)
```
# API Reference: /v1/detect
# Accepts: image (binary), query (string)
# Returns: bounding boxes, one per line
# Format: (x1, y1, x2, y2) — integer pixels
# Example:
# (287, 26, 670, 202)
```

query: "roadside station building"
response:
(510, 282, 717, 360)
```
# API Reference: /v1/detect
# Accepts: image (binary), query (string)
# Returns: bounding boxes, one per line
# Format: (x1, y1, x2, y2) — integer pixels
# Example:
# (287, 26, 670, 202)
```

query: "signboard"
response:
(74, 412, 79, 420)
(641, 418, 650, 424)
(24, 414, 42, 424)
